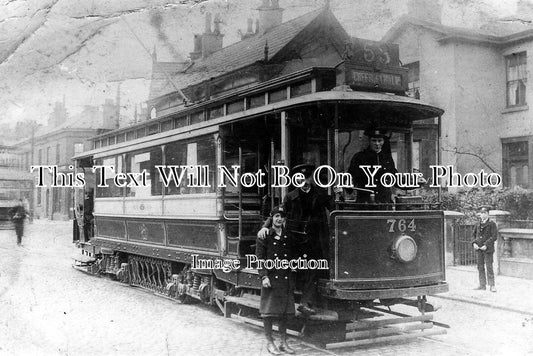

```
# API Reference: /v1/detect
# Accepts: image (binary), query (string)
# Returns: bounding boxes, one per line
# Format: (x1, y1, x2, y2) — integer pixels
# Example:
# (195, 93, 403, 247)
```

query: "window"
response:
(208, 105, 224, 120)
(125, 147, 163, 197)
(247, 94, 265, 109)
(74, 143, 84, 155)
(163, 136, 215, 195)
(406, 61, 420, 99)
(506, 52, 527, 107)
(503, 140, 529, 188)
(174, 116, 187, 128)
(46, 147, 51, 164)
(161, 119, 173, 132)
(56, 144, 60, 164)
(38, 149, 42, 165)
(290, 81, 312, 98)
(190, 111, 204, 125)
(148, 124, 159, 135)
(269, 88, 287, 104)
(126, 131, 135, 141)
(227, 100, 244, 114)
(95, 156, 123, 198)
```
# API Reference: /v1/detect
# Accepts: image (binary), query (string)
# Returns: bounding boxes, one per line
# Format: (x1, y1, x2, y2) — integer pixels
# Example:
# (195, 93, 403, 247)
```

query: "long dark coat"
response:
(9, 204, 26, 238)
(472, 219, 498, 254)
(283, 186, 335, 260)
(348, 147, 397, 203)
(256, 227, 296, 317)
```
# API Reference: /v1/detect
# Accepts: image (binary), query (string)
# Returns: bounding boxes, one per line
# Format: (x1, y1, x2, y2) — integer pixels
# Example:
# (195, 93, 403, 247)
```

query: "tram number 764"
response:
(387, 219, 416, 233)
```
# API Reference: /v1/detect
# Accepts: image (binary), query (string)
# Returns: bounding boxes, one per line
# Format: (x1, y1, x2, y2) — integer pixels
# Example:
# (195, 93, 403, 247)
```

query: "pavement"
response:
(435, 265, 533, 317)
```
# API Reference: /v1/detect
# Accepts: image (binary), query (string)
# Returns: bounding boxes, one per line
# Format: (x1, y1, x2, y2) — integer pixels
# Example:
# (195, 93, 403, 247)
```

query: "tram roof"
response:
(74, 90, 443, 160)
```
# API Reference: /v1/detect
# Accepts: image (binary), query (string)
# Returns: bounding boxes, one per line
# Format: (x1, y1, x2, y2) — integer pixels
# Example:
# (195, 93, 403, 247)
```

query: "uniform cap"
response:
(291, 163, 315, 178)
(478, 205, 492, 213)
(364, 128, 388, 139)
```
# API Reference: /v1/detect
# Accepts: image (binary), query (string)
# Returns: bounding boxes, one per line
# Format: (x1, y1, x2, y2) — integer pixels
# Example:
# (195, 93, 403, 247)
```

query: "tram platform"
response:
(435, 266, 533, 316)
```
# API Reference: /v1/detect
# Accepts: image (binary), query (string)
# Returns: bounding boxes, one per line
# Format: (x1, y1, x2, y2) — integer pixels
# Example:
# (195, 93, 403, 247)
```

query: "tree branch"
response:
(442, 147, 498, 173)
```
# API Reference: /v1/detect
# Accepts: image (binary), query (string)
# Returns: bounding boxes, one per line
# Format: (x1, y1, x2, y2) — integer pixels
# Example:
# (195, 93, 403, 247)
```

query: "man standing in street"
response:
(9, 199, 27, 246)
(472, 205, 498, 292)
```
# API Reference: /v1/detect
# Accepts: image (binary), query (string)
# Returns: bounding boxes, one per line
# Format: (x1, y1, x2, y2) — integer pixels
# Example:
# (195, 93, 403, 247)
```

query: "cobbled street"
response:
(0, 220, 532, 356)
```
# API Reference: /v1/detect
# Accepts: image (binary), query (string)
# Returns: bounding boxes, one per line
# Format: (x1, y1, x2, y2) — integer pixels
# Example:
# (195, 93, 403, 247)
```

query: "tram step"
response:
(71, 254, 96, 264)
(224, 295, 339, 321)
(346, 314, 432, 330)
(325, 328, 446, 349)
(345, 321, 433, 339)
(230, 313, 302, 337)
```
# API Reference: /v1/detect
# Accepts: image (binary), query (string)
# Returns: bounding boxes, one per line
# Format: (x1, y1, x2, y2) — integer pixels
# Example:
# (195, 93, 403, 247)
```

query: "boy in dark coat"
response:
(472, 205, 498, 292)
(256, 205, 296, 355)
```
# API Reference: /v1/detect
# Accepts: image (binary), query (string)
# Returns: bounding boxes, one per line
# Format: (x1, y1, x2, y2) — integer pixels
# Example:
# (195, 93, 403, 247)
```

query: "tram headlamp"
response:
(391, 235, 417, 263)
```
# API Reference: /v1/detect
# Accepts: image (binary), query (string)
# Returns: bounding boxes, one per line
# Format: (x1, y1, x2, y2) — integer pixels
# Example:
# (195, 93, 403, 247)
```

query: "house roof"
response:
(148, 7, 342, 100)
(382, 15, 533, 46)
(148, 61, 190, 100)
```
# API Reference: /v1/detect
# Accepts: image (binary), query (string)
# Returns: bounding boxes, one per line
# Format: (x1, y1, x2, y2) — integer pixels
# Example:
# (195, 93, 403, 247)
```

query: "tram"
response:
(72, 12, 448, 345)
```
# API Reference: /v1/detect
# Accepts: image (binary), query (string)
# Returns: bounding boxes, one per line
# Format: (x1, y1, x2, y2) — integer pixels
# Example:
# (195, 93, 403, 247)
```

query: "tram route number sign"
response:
(343, 38, 400, 68)
(340, 38, 408, 93)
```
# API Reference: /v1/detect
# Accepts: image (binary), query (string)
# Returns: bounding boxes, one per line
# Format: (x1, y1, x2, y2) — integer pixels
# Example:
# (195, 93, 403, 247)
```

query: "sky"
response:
(0, 0, 519, 132)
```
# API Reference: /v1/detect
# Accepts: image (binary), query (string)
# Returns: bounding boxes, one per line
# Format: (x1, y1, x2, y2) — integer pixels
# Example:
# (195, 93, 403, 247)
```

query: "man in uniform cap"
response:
(347, 128, 398, 204)
(258, 163, 335, 315)
(472, 205, 498, 292)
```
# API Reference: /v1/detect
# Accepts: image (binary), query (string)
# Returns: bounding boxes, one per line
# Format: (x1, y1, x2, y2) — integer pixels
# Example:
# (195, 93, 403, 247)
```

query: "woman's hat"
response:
(270, 205, 287, 217)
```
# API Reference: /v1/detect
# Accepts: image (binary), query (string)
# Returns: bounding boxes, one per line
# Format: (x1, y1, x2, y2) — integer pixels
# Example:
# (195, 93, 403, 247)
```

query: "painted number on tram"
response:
(386, 219, 416, 233)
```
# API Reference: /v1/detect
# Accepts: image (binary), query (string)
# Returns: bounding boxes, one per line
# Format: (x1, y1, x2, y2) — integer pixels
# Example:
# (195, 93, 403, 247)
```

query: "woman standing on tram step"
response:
(256, 205, 296, 355)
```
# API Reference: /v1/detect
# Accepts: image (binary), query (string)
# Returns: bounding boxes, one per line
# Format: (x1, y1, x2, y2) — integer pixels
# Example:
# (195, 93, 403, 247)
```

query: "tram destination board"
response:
(339, 38, 407, 93)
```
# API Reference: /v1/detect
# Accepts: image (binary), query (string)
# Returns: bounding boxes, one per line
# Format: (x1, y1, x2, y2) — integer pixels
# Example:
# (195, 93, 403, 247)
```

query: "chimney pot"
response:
(205, 12, 212, 33)
(214, 13, 221, 34)
(257, 0, 283, 33)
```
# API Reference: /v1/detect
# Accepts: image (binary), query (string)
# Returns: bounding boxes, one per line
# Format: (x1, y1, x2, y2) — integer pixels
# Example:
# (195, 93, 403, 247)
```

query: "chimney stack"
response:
(241, 18, 255, 40)
(407, 0, 441, 24)
(190, 13, 224, 60)
(257, 0, 283, 34)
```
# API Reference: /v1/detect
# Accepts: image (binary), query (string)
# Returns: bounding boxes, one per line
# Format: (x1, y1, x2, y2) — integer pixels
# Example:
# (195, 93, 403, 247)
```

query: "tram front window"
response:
(337, 129, 429, 208)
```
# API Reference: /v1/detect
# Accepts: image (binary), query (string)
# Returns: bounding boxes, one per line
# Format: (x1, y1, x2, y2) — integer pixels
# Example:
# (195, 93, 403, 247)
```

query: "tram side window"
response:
(164, 141, 187, 195)
(195, 138, 215, 194)
(163, 136, 215, 195)
(95, 156, 123, 198)
(126, 147, 163, 198)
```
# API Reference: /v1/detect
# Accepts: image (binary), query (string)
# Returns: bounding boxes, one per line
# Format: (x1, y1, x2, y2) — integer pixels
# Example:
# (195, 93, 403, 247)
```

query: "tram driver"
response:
(347, 128, 426, 205)
(258, 164, 336, 316)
